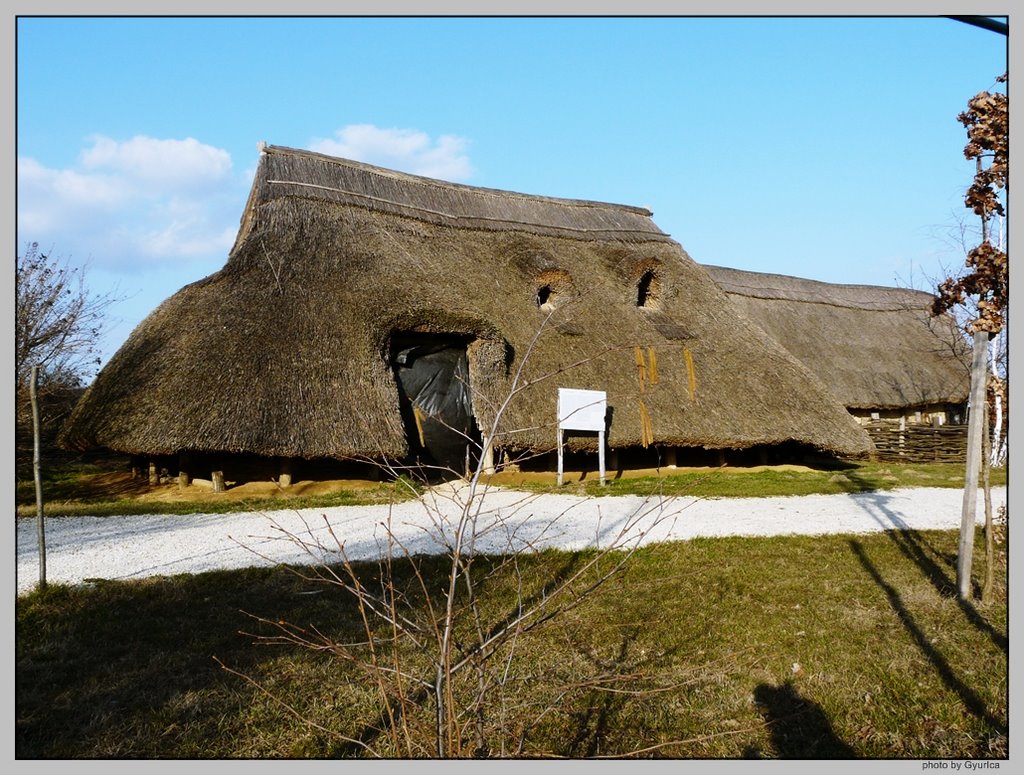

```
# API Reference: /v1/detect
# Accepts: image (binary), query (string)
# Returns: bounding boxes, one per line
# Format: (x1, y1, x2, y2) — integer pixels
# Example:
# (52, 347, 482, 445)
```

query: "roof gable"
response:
(232, 145, 673, 254)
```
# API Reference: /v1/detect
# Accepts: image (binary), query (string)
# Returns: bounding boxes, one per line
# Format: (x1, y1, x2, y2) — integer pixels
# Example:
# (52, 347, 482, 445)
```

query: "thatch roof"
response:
(61, 145, 872, 460)
(704, 265, 971, 411)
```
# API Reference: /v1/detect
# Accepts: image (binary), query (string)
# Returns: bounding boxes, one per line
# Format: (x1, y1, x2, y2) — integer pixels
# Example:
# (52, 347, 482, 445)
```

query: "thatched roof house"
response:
(61, 145, 871, 481)
(704, 265, 971, 424)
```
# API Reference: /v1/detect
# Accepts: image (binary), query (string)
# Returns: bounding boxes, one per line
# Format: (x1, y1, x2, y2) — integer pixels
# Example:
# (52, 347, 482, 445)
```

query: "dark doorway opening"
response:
(390, 333, 480, 478)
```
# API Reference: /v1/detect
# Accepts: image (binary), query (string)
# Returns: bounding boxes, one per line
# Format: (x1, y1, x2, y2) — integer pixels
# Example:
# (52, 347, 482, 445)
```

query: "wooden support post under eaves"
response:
(482, 439, 495, 475)
(212, 469, 226, 493)
(178, 453, 191, 488)
(664, 447, 677, 469)
(148, 461, 159, 486)
(279, 458, 293, 488)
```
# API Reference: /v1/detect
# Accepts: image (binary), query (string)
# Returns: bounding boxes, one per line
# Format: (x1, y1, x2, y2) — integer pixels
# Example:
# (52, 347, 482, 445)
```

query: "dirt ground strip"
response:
(112, 463, 818, 504)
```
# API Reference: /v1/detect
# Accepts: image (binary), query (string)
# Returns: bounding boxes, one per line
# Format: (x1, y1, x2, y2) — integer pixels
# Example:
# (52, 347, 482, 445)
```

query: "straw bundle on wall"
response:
(61, 146, 872, 461)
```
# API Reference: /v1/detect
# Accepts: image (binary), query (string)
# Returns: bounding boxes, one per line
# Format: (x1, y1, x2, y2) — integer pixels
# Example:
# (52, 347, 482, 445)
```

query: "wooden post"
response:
(664, 447, 677, 469)
(717, 449, 727, 468)
(500, 448, 520, 473)
(481, 438, 495, 476)
(279, 458, 293, 488)
(30, 365, 47, 591)
(212, 469, 226, 493)
(148, 460, 159, 486)
(556, 430, 564, 486)
(177, 453, 191, 488)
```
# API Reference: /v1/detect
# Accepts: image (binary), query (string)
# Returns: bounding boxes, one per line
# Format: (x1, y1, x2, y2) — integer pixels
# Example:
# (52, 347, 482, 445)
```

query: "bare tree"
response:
(15, 242, 123, 474)
(15, 241, 120, 391)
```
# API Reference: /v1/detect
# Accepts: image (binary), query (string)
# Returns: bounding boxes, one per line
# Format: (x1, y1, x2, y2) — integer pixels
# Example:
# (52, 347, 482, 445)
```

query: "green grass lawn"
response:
(535, 461, 1007, 499)
(16, 525, 1007, 759)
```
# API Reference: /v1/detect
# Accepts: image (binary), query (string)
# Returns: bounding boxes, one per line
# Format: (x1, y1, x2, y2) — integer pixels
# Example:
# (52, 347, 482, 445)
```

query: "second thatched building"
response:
(704, 265, 971, 427)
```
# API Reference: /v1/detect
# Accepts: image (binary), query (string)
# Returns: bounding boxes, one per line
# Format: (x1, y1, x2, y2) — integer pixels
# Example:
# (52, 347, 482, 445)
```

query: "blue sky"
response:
(16, 15, 1008, 372)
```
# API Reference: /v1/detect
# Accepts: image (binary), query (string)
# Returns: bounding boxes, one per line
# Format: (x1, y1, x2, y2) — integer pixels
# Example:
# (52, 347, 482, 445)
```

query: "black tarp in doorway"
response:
(391, 337, 477, 474)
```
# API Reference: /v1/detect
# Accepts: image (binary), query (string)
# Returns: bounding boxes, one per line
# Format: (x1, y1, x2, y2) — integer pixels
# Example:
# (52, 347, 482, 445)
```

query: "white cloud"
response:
(18, 156, 129, 216)
(17, 128, 471, 271)
(309, 124, 473, 181)
(80, 135, 233, 190)
(17, 135, 244, 268)
(138, 219, 238, 259)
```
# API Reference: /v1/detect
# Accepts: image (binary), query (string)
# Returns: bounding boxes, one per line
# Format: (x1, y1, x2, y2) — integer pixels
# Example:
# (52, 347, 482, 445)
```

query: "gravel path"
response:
(16, 484, 1006, 596)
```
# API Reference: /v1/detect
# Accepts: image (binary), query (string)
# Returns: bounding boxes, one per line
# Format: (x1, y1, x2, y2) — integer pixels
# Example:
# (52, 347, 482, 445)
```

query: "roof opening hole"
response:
(535, 269, 572, 312)
(637, 269, 661, 308)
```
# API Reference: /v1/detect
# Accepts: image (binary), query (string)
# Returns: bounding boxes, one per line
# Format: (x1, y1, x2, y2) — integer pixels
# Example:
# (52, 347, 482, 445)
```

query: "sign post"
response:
(557, 388, 608, 486)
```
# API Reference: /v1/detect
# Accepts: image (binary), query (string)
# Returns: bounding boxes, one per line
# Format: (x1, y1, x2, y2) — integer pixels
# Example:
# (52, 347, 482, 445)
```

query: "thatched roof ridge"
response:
(62, 149, 874, 461)
(705, 264, 936, 311)
(704, 265, 970, 411)
(231, 145, 673, 253)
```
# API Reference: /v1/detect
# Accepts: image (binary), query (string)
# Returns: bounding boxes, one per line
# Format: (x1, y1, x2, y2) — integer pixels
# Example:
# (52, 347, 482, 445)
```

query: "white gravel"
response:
(16, 484, 1006, 596)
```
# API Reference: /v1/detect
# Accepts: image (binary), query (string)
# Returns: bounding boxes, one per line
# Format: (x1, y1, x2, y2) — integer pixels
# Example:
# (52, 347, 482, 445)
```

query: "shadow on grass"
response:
(835, 484, 1007, 654)
(745, 682, 856, 759)
(16, 568, 340, 758)
(848, 539, 1007, 739)
(836, 469, 893, 492)
(563, 626, 641, 758)
(16, 468, 152, 506)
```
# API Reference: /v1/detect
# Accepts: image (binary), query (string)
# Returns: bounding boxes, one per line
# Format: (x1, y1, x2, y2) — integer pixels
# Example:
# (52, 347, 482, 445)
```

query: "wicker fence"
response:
(863, 421, 970, 464)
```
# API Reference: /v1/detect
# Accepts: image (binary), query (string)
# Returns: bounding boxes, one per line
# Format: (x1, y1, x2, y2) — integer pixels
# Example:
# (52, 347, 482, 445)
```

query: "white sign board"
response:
(558, 388, 607, 431)
(557, 388, 608, 485)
